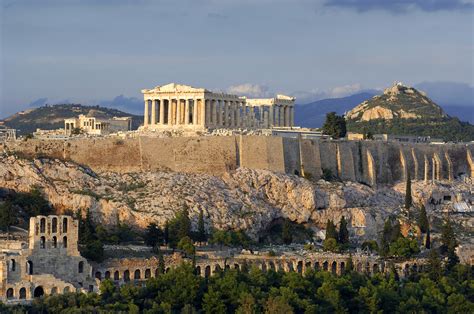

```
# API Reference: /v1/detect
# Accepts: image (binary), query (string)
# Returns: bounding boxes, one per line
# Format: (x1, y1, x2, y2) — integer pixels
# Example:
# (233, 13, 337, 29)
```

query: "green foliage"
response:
(210, 229, 251, 248)
(177, 236, 195, 257)
(322, 112, 347, 139)
(380, 218, 402, 256)
(282, 220, 293, 245)
(0, 202, 16, 231)
(144, 222, 163, 248)
(338, 216, 349, 246)
(325, 219, 337, 241)
(77, 210, 105, 262)
(405, 172, 412, 210)
(361, 240, 379, 252)
(323, 238, 339, 252)
(388, 237, 420, 258)
(167, 207, 192, 249)
(347, 117, 474, 142)
(417, 205, 429, 233)
(196, 209, 207, 244)
(16, 261, 474, 313)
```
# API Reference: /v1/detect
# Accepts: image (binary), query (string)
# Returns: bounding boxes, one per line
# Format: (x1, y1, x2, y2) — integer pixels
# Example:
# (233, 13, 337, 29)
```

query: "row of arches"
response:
(5, 285, 73, 301)
(94, 267, 171, 282)
(38, 236, 67, 249)
(37, 217, 68, 235)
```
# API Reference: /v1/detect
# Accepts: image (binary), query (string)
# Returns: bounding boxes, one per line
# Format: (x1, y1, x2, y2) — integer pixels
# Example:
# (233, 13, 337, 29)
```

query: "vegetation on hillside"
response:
(3, 261, 472, 313)
(322, 112, 347, 139)
(347, 117, 474, 142)
(1, 104, 143, 135)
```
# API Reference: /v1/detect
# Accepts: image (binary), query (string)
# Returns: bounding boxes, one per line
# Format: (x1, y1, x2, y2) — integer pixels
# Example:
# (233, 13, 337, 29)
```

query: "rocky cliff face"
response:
(1, 155, 470, 242)
(347, 82, 446, 122)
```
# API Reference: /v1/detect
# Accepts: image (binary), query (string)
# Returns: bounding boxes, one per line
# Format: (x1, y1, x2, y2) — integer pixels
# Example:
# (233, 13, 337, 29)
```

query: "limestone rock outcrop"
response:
(3, 155, 469, 242)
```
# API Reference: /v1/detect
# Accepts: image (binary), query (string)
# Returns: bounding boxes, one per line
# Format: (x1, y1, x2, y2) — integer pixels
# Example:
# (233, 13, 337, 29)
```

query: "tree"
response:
(388, 237, 420, 257)
(177, 236, 195, 257)
(145, 223, 163, 248)
(322, 112, 347, 139)
(196, 209, 207, 244)
(325, 219, 337, 241)
(440, 218, 457, 254)
(427, 249, 442, 280)
(323, 238, 339, 252)
(425, 228, 431, 249)
(265, 296, 294, 314)
(157, 254, 165, 275)
(0, 202, 16, 231)
(338, 216, 349, 245)
(417, 205, 429, 233)
(404, 171, 412, 210)
(282, 220, 293, 245)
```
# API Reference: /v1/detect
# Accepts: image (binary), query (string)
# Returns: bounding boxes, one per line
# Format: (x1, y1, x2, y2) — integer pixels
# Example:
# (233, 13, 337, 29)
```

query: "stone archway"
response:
(34, 286, 44, 298)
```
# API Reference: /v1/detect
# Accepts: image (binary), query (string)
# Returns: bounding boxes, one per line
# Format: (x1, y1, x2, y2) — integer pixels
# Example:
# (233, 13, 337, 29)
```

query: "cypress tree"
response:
(404, 171, 412, 210)
(164, 220, 169, 245)
(325, 219, 337, 240)
(338, 216, 349, 245)
(282, 220, 293, 245)
(425, 228, 431, 249)
(177, 206, 191, 240)
(418, 205, 429, 233)
(197, 209, 207, 244)
(157, 253, 165, 275)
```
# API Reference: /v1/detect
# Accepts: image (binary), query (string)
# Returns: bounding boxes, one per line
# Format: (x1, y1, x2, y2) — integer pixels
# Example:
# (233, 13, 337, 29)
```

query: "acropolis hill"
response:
(0, 85, 473, 238)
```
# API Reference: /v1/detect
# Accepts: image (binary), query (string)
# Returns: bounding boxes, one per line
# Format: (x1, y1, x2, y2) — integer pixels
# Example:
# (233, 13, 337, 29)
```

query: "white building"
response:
(64, 115, 132, 135)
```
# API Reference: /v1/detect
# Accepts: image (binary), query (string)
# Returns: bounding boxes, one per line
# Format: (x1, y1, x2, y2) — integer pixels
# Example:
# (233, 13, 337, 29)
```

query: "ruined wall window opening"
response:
(78, 261, 84, 273)
(52, 217, 57, 233)
(40, 236, 46, 249)
(52, 236, 57, 248)
(114, 271, 119, 281)
(63, 236, 68, 248)
(62, 218, 68, 233)
(124, 270, 130, 281)
(19, 287, 26, 299)
(40, 218, 46, 233)
(134, 269, 141, 280)
(27, 261, 33, 275)
(6, 288, 14, 299)
(9, 259, 15, 271)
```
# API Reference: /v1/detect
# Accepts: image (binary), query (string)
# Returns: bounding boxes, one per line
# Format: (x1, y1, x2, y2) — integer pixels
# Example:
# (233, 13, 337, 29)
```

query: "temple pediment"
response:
(148, 83, 208, 93)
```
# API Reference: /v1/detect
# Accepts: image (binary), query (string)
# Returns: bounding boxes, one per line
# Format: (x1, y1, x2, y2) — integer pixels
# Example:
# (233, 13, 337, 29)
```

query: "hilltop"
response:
(345, 83, 474, 142)
(0, 104, 143, 135)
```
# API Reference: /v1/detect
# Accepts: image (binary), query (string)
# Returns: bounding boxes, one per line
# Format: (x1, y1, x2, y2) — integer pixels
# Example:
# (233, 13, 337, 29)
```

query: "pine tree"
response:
(197, 209, 207, 244)
(418, 205, 429, 233)
(404, 171, 412, 210)
(338, 216, 349, 245)
(282, 220, 293, 245)
(440, 218, 457, 254)
(427, 249, 442, 280)
(325, 219, 337, 240)
(145, 222, 163, 248)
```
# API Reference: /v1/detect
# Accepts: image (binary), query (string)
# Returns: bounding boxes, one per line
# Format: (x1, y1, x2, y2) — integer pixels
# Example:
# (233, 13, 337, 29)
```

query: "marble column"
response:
(290, 106, 295, 127)
(236, 102, 241, 127)
(150, 99, 156, 125)
(200, 99, 206, 127)
(159, 99, 165, 124)
(144, 100, 149, 126)
(269, 105, 274, 127)
(212, 100, 217, 126)
(274, 105, 279, 127)
(223, 101, 227, 126)
(176, 99, 182, 125)
(193, 98, 198, 125)
(167, 99, 172, 125)
(259, 106, 264, 128)
(184, 99, 190, 125)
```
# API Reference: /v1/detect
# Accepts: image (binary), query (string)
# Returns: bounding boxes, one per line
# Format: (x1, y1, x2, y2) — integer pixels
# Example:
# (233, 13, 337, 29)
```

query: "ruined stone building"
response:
(0, 215, 94, 304)
(64, 114, 132, 135)
(141, 83, 295, 130)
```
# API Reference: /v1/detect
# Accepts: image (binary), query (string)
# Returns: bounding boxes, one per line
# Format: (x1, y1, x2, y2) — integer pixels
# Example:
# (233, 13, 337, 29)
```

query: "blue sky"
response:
(1, 0, 473, 117)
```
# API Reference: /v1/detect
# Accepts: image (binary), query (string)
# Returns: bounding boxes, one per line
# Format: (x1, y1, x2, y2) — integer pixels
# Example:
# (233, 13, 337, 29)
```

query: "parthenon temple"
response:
(141, 83, 295, 130)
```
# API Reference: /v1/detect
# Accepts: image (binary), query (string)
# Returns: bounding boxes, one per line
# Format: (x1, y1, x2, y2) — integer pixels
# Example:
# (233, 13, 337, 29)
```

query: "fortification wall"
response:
(3, 136, 472, 184)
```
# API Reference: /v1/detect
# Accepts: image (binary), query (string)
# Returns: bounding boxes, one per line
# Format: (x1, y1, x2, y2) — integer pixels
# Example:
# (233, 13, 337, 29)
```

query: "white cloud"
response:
(227, 83, 270, 98)
(327, 83, 363, 98)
